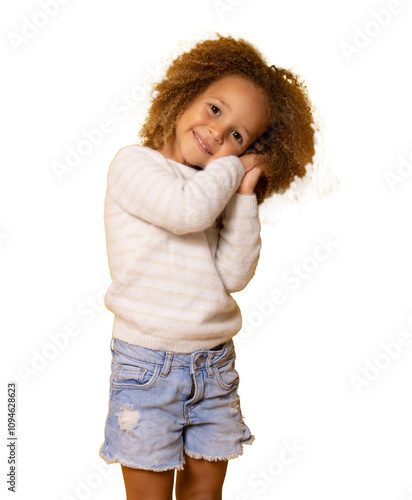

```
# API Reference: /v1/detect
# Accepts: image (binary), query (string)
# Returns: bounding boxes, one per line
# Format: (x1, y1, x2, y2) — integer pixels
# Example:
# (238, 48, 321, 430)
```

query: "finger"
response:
(241, 166, 262, 192)
(246, 165, 263, 180)
(239, 154, 257, 173)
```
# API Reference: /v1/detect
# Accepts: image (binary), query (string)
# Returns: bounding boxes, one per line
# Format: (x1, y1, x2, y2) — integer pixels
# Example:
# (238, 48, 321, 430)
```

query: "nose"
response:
(209, 122, 225, 143)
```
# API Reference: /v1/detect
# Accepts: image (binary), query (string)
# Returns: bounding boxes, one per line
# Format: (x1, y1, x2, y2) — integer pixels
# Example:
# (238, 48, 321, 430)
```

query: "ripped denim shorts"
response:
(99, 338, 254, 471)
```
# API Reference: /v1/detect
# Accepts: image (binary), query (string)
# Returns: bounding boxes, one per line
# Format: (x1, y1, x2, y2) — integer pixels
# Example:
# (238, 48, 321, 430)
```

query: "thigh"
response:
(122, 465, 175, 500)
(175, 452, 228, 500)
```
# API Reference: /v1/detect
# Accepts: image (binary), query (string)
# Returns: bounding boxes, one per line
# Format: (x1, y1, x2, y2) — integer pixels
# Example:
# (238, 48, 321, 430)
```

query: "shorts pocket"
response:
(213, 357, 239, 391)
(112, 363, 161, 390)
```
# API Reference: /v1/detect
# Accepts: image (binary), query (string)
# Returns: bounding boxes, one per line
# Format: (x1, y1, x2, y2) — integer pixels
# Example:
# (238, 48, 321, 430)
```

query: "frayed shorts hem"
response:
(184, 434, 255, 462)
(98, 435, 255, 471)
(99, 448, 185, 472)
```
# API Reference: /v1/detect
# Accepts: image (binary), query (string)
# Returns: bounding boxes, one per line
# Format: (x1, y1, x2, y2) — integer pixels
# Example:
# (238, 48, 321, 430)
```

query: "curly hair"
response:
(139, 34, 316, 204)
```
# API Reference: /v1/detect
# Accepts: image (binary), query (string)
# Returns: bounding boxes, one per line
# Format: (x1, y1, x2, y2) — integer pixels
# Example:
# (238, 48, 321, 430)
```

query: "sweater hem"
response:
(111, 317, 238, 354)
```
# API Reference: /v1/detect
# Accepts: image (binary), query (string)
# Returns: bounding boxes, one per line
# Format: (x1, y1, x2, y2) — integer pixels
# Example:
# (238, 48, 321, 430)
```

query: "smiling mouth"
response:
(193, 131, 212, 155)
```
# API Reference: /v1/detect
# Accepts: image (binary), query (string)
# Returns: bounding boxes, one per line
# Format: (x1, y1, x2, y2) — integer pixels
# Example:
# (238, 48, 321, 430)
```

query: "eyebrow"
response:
(211, 97, 251, 139)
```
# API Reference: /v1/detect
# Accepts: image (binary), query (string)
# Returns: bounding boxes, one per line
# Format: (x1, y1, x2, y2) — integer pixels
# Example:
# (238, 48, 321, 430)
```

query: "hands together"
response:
(237, 154, 263, 195)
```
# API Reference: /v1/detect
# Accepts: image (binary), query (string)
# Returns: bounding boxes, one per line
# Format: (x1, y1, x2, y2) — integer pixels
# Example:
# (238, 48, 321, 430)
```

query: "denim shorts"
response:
(99, 338, 254, 471)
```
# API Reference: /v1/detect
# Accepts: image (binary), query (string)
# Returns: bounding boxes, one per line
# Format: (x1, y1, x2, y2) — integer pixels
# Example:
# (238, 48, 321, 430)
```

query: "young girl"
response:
(99, 34, 315, 499)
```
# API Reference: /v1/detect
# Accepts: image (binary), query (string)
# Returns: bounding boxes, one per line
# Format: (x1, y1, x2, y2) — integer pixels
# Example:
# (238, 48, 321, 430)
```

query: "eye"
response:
(231, 130, 242, 143)
(209, 104, 220, 115)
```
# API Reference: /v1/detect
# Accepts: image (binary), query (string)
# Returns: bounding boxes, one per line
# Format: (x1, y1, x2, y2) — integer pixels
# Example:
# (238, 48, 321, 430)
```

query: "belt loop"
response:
(161, 352, 173, 378)
(206, 352, 214, 378)
(110, 338, 114, 352)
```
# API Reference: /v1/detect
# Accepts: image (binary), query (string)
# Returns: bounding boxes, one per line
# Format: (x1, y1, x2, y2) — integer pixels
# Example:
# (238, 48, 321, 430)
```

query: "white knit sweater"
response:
(103, 145, 261, 352)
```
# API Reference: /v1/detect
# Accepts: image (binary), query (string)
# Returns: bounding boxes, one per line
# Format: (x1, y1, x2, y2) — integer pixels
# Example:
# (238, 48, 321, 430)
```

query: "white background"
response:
(1, 0, 412, 499)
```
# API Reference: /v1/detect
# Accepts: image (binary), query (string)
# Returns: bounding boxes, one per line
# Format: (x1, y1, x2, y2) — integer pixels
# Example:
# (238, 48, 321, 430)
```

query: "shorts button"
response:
(195, 355, 206, 367)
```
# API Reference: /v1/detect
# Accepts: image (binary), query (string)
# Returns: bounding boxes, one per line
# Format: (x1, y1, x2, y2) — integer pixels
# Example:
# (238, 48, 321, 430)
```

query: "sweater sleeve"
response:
(107, 146, 245, 235)
(214, 193, 262, 293)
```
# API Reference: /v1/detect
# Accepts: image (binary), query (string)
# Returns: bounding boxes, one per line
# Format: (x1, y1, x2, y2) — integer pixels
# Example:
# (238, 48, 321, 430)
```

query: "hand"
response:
(237, 154, 263, 195)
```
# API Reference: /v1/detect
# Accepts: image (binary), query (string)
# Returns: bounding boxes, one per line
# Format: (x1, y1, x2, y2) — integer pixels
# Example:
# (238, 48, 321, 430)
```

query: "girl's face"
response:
(159, 75, 270, 168)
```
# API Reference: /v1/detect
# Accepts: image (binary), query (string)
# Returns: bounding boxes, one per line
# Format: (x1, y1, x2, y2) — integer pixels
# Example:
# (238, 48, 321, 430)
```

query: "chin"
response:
(182, 152, 207, 169)
(189, 161, 205, 170)
(181, 156, 204, 169)
(182, 141, 215, 168)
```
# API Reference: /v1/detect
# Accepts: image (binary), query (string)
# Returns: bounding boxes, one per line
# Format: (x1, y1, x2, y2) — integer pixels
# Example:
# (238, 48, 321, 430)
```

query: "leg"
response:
(121, 465, 175, 500)
(175, 452, 228, 500)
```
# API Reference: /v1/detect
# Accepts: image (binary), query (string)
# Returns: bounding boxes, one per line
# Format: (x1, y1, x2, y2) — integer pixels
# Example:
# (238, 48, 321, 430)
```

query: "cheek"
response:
(175, 110, 194, 136)
(191, 103, 212, 122)
(222, 142, 242, 157)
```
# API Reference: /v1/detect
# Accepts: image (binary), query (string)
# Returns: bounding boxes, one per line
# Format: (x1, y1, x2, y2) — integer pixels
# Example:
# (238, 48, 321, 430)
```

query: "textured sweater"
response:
(103, 145, 261, 353)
